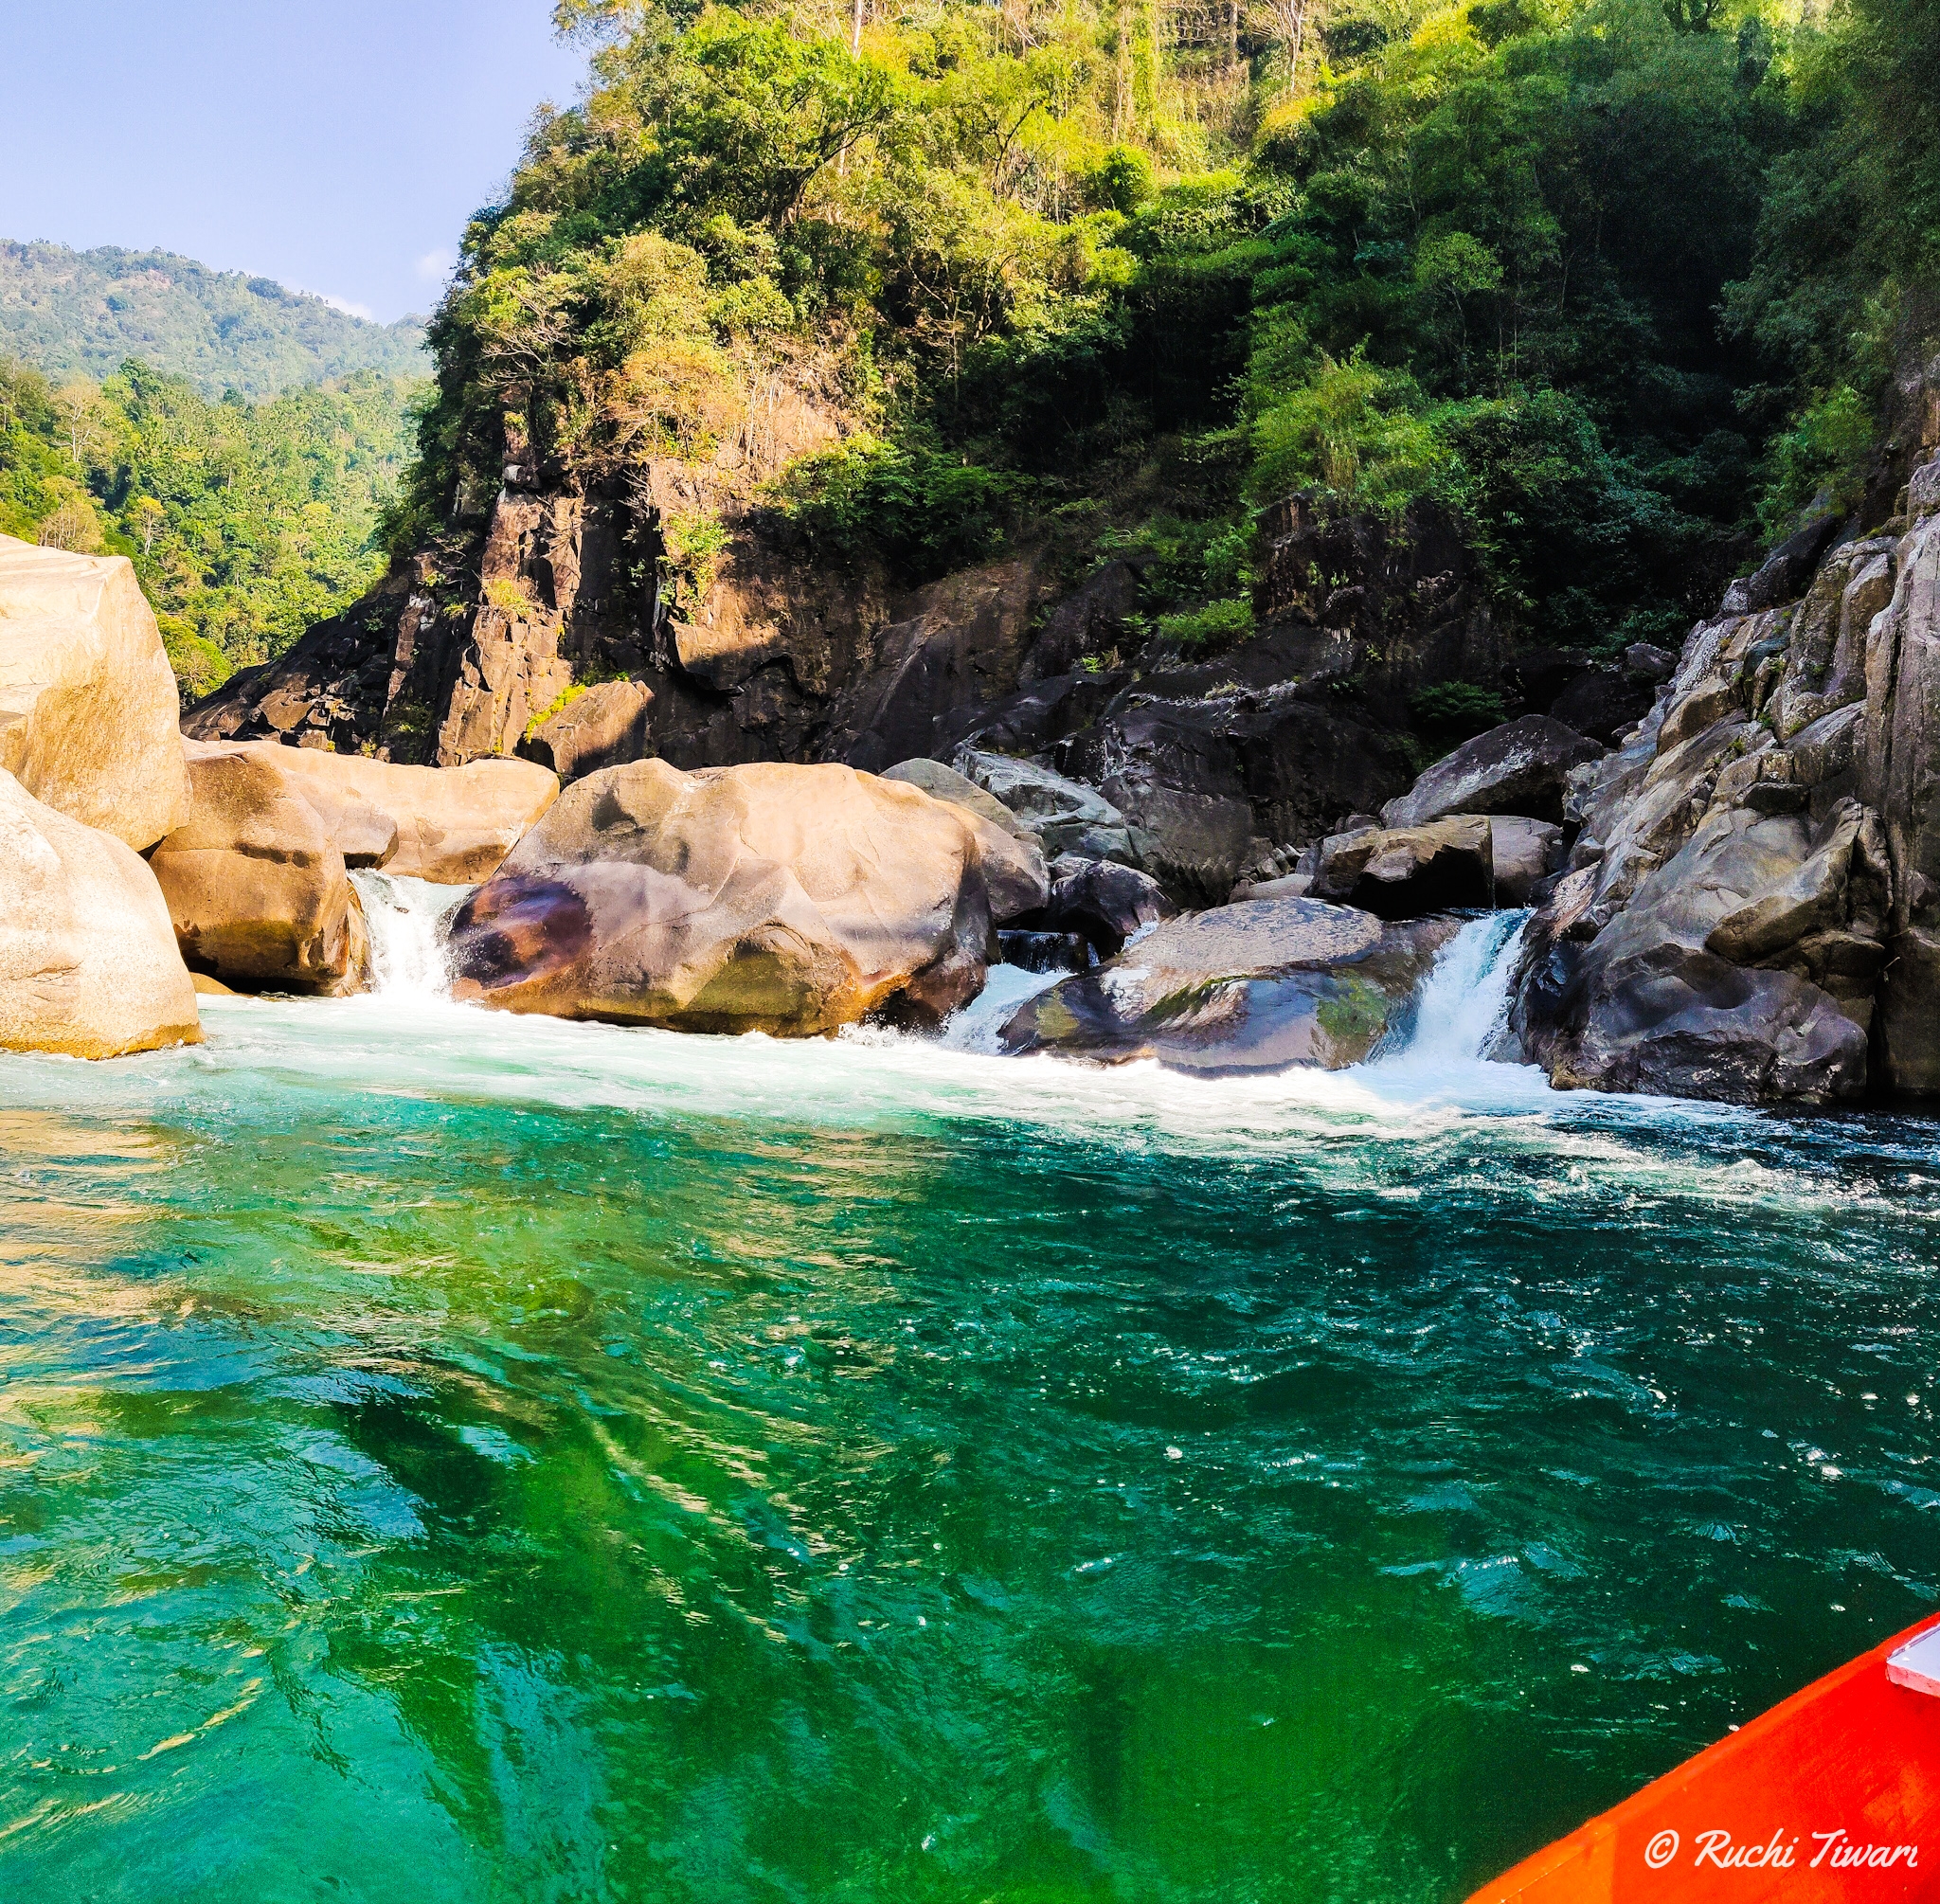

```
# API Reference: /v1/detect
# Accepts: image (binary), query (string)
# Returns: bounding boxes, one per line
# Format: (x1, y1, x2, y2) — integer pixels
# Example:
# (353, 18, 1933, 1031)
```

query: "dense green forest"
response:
(0, 357, 418, 695)
(382, 0, 1939, 667)
(0, 242, 426, 400)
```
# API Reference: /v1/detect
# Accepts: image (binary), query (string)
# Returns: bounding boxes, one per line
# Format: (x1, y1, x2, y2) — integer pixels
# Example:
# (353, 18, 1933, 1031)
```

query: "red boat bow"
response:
(1469, 1612, 1940, 1901)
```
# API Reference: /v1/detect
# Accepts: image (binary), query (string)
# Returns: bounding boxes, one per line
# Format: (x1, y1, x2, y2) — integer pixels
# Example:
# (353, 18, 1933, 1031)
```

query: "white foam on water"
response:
(1355, 909, 1554, 1112)
(1397, 910, 1530, 1067)
(935, 962, 1066, 1053)
(23, 899, 1874, 1220)
(350, 871, 474, 1002)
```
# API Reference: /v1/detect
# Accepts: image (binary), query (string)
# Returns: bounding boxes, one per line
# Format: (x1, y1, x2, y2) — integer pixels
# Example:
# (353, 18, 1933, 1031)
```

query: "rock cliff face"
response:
(1509, 443, 1940, 1103)
(182, 465, 1644, 908)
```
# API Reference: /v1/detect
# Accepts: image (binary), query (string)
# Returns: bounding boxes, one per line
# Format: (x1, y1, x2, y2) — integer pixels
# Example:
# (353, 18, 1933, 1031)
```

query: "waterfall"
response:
(350, 871, 473, 1001)
(1383, 909, 1531, 1069)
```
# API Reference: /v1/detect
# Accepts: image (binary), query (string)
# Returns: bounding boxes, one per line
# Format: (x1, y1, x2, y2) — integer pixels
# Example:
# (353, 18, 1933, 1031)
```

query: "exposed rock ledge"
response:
(1507, 460, 1940, 1104)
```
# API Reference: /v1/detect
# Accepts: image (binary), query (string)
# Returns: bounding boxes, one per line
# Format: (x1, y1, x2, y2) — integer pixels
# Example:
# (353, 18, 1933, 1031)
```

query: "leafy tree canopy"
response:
(0, 355, 419, 698)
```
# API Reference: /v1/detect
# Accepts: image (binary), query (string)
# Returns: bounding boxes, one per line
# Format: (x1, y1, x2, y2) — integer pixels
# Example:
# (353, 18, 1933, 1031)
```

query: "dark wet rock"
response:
(1019, 561, 1141, 684)
(1625, 642, 1678, 683)
(823, 557, 1047, 771)
(1382, 716, 1603, 828)
(935, 668, 1132, 760)
(1306, 816, 1495, 918)
(997, 929, 1089, 974)
(998, 896, 1462, 1071)
(1095, 692, 1395, 903)
(1548, 668, 1656, 746)
(1037, 855, 1177, 959)
(1742, 512, 1847, 613)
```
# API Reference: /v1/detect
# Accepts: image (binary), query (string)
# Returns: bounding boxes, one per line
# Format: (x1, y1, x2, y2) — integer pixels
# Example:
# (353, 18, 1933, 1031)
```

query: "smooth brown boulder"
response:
(218, 742, 558, 882)
(0, 768, 201, 1057)
(1307, 816, 1495, 917)
(152, 747, 369, 994)
(447, 759, 1048, 1033)
(524, 679, 654, 782)
(999, 896, 1461, 1070)
(0, 533, 189, 851)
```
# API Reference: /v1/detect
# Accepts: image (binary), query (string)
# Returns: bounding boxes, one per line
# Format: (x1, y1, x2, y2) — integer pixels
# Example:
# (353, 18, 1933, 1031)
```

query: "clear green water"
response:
(1, 972, 1936, 1902)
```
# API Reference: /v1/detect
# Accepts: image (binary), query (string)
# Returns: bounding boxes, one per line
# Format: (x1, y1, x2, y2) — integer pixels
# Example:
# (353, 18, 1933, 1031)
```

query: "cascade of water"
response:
(349, 871, 473, 1001)
(1388, 909, 1531, 1066)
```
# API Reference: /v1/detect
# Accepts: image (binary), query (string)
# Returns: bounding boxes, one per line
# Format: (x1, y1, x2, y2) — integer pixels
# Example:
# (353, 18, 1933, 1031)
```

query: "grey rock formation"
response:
(1304, 816, 1496, 918)
(998, 896, 1462, 1071)
(1860, 500, 1940, 1088)
(880, 757, 1035, 841)
(955, 749, 1152, 867)
(1382, 716, 1603, 828)
(1508, 470, 1940, 1103)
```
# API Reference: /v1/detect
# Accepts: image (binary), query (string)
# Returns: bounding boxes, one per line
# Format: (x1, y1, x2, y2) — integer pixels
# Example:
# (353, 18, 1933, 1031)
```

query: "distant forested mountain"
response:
(0, 356, 419, 696)
(0, 242, 426, 399)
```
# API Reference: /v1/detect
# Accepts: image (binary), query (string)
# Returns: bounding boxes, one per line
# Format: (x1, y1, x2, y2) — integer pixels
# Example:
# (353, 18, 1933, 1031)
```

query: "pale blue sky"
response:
(3, 1, 590, 322)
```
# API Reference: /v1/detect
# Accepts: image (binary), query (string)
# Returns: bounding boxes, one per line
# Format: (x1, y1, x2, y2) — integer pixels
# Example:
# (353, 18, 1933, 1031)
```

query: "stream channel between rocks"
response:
(0, 893, 1935, 1901)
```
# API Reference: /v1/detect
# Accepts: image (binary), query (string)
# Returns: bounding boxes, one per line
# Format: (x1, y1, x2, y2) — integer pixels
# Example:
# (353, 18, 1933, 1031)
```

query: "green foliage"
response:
(0, 242, 425, 399)
(770, 437, 1031, 581)
(1155, 595, 1253, 644)
(1753, 382, 1877, 534)
(1410, 681, 1509, 745)
(1249, 350, 1451, 513)
(389, 0, 1940, 666)
(0, 354, 418, 689)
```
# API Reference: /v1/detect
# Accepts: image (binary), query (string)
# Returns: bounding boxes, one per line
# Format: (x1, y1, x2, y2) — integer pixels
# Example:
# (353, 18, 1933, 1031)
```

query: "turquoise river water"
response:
(0, 901, 1935, 1903)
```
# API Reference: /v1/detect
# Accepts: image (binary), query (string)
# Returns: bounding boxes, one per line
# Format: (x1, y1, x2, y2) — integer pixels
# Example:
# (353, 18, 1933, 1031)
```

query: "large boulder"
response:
(1037, 855, 1177, 960)
(446, 760, 1047, 1033)
(1382, 716, 1602, 828)
(523, 679, 654, 783)
(219, 742, 558, 882)
(955, 749, 1151, 866)
(151, 746, 370, 994)
(998, 896, 1461, 1071)
(0, 534, 189, 851)
(1305, 816, 1495, 918)
(0, 768, 201, 1058)
(1511, 799, 1880, 1104)
(1490, 817, 1564, 906)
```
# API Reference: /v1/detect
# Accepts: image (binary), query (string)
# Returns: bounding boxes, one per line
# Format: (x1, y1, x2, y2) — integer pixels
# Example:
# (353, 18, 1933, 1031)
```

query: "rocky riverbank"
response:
(15, 416, 1940, 1111)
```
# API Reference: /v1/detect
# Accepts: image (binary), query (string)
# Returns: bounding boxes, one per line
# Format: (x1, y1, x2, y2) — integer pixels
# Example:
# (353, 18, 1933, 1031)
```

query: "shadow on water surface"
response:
(0, 998, 1936, 1901)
